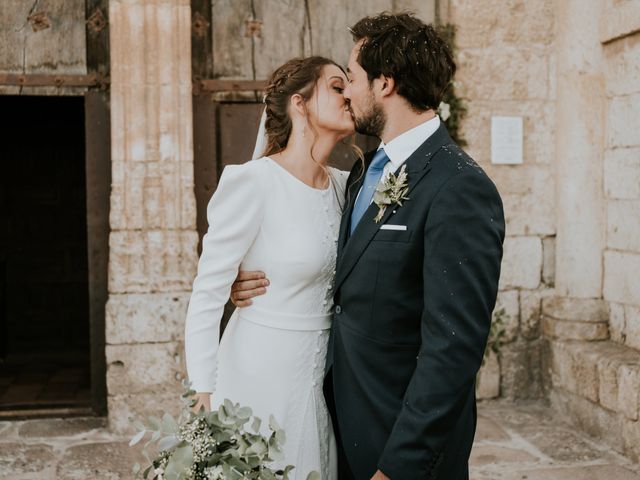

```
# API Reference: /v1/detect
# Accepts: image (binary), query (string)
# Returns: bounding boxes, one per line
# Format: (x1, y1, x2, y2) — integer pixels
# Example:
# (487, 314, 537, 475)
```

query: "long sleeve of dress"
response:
(185, 162, 265, 393)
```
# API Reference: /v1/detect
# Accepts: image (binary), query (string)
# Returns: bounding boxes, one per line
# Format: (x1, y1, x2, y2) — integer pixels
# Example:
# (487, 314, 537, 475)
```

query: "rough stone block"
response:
(0, 444, 56, 477)
(607, 200, 640, 252)
(106, 342, 185, 396)
(500, 236, 542, 290)
(609, 302, 627, 344)
(458, 46, 550, 101)
(110, 158, 196, 231)
(604, 33, 640, 96)
(106, 293, 190, 344)
(600, 1, 640, 45)
(622, 418, 640, 463)
(451, 0, 554, 48)
(604, 251, 640, 305)
(624, 304, 640, 351)
(596, 344, 640, 413)
(109, 230, 199, 294)
(520, 289, 554, 339)
(477, 350, 500, 400)
(500, 340, 544, 399)
(604, 146, 640, 200)
(619, 364, 640, 421)
(599, 355, 622, 413)
(542, 297, 607, 323)
(108, 392, 182, 435)
(542, 317, 609, 341)
(502, 193, 556, 238)
(550, 341, 603, 402)
(494, 290, 520, 343)
(607, 93, 640, 149)
(17, 417, 107, 438)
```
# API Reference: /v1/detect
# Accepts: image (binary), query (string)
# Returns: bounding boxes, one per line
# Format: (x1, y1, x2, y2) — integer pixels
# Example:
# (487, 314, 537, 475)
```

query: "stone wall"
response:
(447, 0, 640, 462)
(545, 0, 640, 463)
(447, 0, 556, 400)
(601, 1, 640, 353)
(448, 0, 640, 461)
(106, 0, 197, 432)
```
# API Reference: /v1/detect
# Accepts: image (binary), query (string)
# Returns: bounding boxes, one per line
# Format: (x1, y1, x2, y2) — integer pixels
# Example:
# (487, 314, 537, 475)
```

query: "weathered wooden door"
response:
(0, 0, 110, 417)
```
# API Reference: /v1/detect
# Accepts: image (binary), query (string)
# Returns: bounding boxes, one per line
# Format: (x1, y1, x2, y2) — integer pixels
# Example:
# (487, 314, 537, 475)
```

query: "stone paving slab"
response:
(471, 400, 640, 480)
(0, 400, 638, 479)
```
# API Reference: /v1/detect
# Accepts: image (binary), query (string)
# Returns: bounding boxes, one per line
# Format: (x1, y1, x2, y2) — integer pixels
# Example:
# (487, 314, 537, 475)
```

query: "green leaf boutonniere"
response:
(373, 164, 410, 222)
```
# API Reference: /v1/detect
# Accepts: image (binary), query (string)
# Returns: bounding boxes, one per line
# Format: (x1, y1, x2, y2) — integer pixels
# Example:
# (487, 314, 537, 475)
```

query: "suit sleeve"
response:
(185, 163, 265, 393)
(377, 169, 505, 478)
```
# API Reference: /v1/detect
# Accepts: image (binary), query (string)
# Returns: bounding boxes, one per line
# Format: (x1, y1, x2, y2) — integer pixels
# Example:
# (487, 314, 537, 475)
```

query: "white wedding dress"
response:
(185, 156, 347, 480)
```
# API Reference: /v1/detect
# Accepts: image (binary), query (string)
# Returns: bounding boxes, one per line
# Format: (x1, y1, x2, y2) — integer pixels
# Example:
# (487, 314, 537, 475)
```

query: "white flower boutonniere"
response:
(373, 164, 410, 222)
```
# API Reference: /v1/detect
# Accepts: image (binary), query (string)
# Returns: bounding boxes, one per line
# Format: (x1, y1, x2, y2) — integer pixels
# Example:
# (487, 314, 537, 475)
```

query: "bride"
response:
(184, 56, 357, 480)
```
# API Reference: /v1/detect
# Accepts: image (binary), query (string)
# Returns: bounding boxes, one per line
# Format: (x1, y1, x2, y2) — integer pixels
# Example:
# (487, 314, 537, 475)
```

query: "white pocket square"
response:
(380, 224, 407, 231)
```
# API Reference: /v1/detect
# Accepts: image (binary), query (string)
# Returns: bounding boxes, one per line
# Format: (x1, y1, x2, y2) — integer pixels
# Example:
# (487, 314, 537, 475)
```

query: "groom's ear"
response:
(379, 75, 396, 98)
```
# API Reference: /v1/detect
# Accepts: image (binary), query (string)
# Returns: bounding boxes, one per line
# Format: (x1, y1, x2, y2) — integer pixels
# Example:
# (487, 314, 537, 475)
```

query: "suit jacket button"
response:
(335, 305, 342, 314)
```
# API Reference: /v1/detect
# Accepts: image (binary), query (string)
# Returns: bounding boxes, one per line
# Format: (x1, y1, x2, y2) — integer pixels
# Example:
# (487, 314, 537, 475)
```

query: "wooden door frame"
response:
(84, 91, 110, 416)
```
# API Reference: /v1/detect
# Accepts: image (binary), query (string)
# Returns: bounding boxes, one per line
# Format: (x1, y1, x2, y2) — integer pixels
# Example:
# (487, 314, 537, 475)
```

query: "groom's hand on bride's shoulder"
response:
(230, 270, 269, 307)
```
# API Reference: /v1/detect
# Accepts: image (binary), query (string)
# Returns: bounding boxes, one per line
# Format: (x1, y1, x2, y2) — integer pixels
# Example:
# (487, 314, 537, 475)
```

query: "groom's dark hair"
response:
(350, 13, 455, 112)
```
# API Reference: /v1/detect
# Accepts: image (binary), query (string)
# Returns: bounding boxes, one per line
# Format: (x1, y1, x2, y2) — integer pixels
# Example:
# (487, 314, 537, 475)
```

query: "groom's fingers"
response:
(236, 270, 266, 282)
(231, 278, 269, 293)
(233, 285, 267, 300)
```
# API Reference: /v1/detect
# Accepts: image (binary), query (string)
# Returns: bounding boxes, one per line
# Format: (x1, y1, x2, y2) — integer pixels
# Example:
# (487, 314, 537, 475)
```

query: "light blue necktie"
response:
(350, 148, 390, 234)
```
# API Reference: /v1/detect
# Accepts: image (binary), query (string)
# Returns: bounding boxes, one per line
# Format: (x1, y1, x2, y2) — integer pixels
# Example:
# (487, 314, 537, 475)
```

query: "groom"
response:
(232, 13, 504, 480)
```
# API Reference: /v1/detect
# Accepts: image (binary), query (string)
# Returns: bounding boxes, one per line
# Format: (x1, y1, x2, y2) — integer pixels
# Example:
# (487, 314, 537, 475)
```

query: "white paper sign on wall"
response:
(491, 116, 523, 165)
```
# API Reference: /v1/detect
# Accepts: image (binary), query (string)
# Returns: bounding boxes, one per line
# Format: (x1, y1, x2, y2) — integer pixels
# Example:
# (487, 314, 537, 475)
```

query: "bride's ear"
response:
(289, 93, 307, 118)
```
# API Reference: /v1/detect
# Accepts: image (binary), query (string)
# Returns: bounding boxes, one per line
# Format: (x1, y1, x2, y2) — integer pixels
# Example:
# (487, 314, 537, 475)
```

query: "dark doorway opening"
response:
(0, 95, 98, 417)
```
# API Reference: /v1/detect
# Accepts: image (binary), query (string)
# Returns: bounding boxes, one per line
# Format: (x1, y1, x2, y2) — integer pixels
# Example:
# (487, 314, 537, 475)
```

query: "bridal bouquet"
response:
(130, 381, 319, 480)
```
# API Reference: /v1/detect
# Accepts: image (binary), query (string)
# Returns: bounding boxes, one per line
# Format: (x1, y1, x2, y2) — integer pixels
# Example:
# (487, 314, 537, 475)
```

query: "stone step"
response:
(549, 338, 640, 461)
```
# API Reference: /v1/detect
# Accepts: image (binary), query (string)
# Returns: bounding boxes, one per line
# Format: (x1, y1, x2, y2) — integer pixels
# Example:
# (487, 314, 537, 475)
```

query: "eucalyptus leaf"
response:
(306, 471, 321, 480)
(148, 415, 161, 430)
(238, 406, 252, 419)
(158, 435, 181, 451)
(268, 415, 280, 432)
(129, 429, 146, 447)
(162, 413, 178, 433)
(251, 416, 262, 433)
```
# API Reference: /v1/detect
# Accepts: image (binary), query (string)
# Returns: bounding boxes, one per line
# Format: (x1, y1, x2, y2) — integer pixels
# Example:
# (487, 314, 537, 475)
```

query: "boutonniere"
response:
(373, 165, 410, 222)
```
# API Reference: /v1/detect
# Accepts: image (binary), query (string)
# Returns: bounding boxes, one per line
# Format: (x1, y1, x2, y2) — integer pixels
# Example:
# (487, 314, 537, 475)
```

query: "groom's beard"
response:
(353, 96, 386, 138)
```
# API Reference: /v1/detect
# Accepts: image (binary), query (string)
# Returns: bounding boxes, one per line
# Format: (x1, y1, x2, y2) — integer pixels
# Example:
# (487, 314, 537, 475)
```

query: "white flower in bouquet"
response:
(131, 381, 320, 480)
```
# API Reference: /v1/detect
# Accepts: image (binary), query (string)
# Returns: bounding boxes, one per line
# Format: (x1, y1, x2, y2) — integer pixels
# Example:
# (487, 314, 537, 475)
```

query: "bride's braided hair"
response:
(262, 56, 363, 211)
(262, 56, 340, 157)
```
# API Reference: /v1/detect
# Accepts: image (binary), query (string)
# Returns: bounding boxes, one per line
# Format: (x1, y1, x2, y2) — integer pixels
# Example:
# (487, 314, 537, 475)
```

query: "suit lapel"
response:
(334, 123, 453, 291)
(336, 151, 372, 261)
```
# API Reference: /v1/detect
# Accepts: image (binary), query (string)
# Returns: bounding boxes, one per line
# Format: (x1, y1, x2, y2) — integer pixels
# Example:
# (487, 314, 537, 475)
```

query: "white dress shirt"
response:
(357, 115, 441, 204)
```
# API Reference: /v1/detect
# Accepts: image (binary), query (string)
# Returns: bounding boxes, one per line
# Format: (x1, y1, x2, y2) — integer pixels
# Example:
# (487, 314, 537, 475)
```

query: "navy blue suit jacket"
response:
(324, 123, 505, 479)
